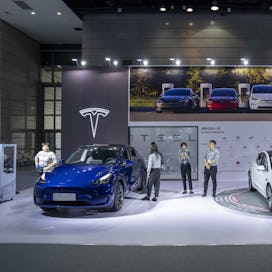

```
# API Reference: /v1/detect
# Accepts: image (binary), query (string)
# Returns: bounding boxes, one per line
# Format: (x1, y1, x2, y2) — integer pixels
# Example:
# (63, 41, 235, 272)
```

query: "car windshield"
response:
(252, 86, 272, 94)
(165, 89, 190, 96)
(65, 146, 121, 165)
(211, 89, 236, 97)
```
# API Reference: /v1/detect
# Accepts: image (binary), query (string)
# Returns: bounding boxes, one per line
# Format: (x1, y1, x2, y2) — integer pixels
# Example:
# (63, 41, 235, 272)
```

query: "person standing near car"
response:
(179, 142, 193, 194)
(202, 140, 220, 197)
(35, 142, 57, 175)
(142, 144, 162, 201)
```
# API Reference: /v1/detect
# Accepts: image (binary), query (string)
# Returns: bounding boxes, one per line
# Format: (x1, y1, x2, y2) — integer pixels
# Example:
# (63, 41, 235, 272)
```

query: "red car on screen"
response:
(206, 88, 239, 111)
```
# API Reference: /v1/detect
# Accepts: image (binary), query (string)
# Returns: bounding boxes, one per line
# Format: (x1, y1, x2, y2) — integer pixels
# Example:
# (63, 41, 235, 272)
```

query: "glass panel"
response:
(10, 115, 25, 129)
(27, 115, 36, 129)
(130, 126, 198, 180)
(44, 116, 54, 129)
(3, 146, 15, 173)
(55, 101, 61, 115)
(25, 132, 35, 149)
(55, 132, 61, 149)
(55, 116, 61, 130)
(54, 71, 62, 83)
(41, 67, 52, 83)
(44, 101, 54, 115)
(44, 87, 55, 100)
(55, 149, 61, 159)
(11, 132, 25, 148)
(56, 87, 62, 100)
(44, 132, 55, 150)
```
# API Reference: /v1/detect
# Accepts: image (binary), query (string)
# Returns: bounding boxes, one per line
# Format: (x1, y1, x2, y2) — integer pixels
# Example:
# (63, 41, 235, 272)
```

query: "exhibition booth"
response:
(2, 65, 272, 271)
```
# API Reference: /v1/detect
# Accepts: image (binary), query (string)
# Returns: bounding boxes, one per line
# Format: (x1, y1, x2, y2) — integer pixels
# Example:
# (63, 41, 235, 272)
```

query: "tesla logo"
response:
(79, 108, 110, 138)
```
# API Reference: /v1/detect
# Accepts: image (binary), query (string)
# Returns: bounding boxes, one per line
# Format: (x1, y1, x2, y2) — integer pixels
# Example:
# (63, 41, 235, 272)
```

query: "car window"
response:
(261, 154, 269, 171)
(129, 148, 137, 161)
(252, 86, 272, 94)
(211, 89, 236, 96)
(256, 153, 264, 165)
(165, 89, 190, 96)
(122, 149, 130, 162)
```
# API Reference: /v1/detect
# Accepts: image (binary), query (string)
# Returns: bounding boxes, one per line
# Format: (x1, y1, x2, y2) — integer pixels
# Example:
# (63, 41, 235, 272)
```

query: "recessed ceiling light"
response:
(160, 5, 166, 12)
(211, 1, 219, 11)
(57, 11, 62, 15)
(186, 6, 193, 13)
(31, 11, 35, 15)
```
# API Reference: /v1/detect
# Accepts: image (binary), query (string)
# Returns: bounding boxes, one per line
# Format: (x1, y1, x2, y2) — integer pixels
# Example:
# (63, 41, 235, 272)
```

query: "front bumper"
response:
(34, 183, 115, 209)
(156, 102, 190, 112)
(206, 102, 238, 111)
(250, 100, 272, 110)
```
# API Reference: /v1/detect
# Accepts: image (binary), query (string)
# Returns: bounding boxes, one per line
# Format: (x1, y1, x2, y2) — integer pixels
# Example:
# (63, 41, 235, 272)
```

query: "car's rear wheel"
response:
(248, 171, 256, 191)
(109, 182, 124, 212)
(266, 184, 272, 211)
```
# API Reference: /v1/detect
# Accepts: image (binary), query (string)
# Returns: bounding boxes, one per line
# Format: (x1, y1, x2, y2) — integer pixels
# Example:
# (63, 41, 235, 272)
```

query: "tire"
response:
(248, 172, 256, 191)
(266, 185, 272, 212)
(41, 207, 55, 212)
(109, 182, 124, 212)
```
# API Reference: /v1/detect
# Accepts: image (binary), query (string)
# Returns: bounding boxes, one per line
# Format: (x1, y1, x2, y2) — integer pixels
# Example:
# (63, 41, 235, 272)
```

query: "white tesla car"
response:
(249, 85, 272, 110)
(248, 150, 272, 211)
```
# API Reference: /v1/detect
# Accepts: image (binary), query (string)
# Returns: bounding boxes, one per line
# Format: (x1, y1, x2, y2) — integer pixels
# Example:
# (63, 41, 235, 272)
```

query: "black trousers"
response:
(147, 168, 161, 197)
(180, 163, 192, 191)
(204, 166, 217, 195)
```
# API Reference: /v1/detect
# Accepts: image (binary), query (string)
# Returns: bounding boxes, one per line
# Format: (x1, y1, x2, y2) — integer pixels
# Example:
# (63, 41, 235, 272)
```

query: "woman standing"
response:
(142, 145, 162, 201)
(179, 142, 193, 194)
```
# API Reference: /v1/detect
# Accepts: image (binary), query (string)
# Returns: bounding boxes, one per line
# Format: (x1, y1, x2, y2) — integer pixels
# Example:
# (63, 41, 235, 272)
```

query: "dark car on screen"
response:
(206, 88, 239, 111)
(34, 144, 146, 212)
(155, 88, 200, 113)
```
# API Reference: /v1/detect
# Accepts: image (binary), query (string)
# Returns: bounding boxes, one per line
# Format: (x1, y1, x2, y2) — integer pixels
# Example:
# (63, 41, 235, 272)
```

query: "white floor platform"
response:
(1, 180, 272, 246)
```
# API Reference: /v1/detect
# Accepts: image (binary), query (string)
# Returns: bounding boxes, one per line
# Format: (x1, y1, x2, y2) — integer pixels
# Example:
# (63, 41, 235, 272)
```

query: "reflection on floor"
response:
(1, 177, 272, 246)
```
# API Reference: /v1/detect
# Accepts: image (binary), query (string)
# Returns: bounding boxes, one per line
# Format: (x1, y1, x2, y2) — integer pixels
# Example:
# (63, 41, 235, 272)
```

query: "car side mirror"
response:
(256, 165, 265, 171)
(122, 159, 133, 166)
(58, 159, 65, 166)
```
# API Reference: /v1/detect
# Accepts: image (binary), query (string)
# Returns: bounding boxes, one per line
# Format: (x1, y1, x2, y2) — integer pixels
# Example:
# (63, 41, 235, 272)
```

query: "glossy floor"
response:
(1, 176, 272, 246)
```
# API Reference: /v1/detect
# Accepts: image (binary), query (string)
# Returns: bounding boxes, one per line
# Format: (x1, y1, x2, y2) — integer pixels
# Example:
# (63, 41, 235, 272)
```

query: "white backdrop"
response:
(130, 121, 272, 182)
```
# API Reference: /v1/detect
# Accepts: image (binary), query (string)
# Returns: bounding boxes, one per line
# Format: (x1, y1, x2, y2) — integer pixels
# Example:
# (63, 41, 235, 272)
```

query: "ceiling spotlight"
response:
(182, 5, 187, 10)
(81, 60, 87, 66)
(175, 59, 181, 66)
(105, 57, 111, 62)
(31, 11, 35, 15)
(207, 58, 215, 65)
(160, 5, 166, 12)
(143, 59, 149, 66)
(170, 4, 174, 10)
(72, 58, 79, 66)
(269, 6, 272, 11)
(211, 1, 219, 11)
(227, 7, 231, 13)
(186, 6, 193, 13)
(117, 7, 122, 13)
(113, 60, 118, 66)
(57, 11, 62, 15)
(210, 59, 216, 65)
(241, 58, 249, 66)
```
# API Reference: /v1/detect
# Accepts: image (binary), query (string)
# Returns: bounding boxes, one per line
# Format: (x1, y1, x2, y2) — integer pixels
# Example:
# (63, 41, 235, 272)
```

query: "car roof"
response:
(167, 88, 192, 91)
(78, 144, 125, 149)
(252, 84, 272, 88)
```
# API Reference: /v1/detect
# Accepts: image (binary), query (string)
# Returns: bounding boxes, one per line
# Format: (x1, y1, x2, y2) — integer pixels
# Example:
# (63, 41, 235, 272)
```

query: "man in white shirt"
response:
(35, 142, 57, 174)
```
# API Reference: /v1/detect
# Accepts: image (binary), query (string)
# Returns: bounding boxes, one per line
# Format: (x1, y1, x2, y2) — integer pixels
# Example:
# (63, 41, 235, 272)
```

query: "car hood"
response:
(251, 93, 272, 100)
(44, 164, 113, 185)
(160, 95, 189, 102)
(209, 96, 236, 101)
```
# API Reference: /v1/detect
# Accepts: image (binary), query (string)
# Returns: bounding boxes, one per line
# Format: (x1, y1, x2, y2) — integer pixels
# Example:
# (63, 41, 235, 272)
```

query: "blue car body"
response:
(156, 88, 199, 112)
(34, 144, 146, 211)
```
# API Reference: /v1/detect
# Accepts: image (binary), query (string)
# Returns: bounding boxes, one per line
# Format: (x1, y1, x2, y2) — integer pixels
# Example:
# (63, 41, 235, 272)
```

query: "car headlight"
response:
(206, 99, 213, 104)
(40, 173, 46, 183)
(156, 99, 163, 104)
(93, 173, 112, 185)
(251, 96, 258, 101)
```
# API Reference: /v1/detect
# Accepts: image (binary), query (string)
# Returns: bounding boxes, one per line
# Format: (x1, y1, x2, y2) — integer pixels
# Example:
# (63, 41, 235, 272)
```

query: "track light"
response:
(186, 6, 193, 13)
(241, 58, 249, 66)
(160, 5, 166, 12)
(175, 59, 181, 66)
(207, 58, 216, 66)
(113, 60, 119, 66)
(211, 1, 219, 11)
(81, 60, 87, 66)
(143, 59, 149, 66)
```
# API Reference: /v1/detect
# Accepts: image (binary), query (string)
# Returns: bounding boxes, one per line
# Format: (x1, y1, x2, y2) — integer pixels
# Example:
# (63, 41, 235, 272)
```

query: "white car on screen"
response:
(249, 85, 272, 110)
(248, 151, 272, 211)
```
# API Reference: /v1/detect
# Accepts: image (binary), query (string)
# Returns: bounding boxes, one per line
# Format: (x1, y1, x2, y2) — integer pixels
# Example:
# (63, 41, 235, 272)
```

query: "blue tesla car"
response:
(34, 144, 146, 212)
(156, 88, 200, 113)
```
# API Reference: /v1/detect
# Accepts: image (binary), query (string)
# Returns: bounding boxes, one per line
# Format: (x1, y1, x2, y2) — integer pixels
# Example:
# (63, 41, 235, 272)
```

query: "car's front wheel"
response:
(266, 184, 272, 211)
(109, 182, 124, 212)
(248, 171, 256, 191)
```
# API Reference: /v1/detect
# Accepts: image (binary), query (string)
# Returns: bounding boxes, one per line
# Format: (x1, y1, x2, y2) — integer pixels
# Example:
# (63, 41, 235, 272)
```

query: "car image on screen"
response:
(155, 88, 199, 113)
(34, 144, 146, 212)
(206, 88, 239, 111)
(249, 85, 272, 110)
(248, 150, 272, 211)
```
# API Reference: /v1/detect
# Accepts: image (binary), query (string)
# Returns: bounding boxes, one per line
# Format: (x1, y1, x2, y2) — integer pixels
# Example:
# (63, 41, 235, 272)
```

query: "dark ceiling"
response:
(63, 0, 272, 18)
